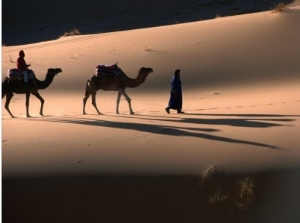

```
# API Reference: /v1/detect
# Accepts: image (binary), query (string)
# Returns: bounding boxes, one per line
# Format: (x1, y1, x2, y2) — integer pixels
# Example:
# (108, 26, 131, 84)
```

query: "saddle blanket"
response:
(7, 68, 35, 81)
(95, 64, 121, 77)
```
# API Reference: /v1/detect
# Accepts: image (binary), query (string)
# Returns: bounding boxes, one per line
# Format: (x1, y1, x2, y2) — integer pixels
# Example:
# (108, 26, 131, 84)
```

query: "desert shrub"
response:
(202, 165, 255, 211)
(62, 28, 82, 37)
(271, 2, 286, 12)
(235, 177, 255, 210)
(202, 164, 227, 180)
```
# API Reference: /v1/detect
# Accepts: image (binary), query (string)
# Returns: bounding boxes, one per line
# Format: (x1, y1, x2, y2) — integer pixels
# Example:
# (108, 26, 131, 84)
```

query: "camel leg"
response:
(25, 92, 32, 118)
(83, 80, 91, 115)
(83, 93, 90, 114)
(32, 92, 45, 116)
(119, 89, 134, 115)
(116, 91, 122, 114)
(4, 92, 16, 118)
(91, 92, 102, 115)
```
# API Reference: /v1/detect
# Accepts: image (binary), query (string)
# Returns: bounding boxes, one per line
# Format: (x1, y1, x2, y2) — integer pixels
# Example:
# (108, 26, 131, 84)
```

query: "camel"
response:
(2, 68, 63, 118)
(83, 66, 153, 115)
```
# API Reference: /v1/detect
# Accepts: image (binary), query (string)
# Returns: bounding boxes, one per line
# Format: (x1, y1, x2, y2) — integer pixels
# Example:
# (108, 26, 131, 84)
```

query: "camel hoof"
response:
(130, 112, 135, 115)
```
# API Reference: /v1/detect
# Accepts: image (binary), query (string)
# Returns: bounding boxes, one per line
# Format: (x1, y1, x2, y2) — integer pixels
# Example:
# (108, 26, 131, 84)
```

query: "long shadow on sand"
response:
(36, 112, 298, 149)
(130, 113, 298, 128)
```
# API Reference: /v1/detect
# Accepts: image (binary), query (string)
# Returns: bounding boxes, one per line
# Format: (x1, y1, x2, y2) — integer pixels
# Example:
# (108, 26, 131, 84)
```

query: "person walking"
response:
(165, 69, 184, 114)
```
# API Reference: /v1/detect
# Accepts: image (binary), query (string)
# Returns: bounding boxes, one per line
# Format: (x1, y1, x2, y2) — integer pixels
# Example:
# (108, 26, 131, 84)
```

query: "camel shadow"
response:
(36, 112, 297, 149)
(128, 113, 298, 129)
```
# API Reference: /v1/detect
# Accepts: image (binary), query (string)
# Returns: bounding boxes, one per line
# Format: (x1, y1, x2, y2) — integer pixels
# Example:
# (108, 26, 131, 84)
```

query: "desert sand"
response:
(2, 0, 300, 222)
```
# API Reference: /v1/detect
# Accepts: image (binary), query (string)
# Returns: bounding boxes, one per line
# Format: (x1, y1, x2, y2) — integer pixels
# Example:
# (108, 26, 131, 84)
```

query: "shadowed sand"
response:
(3, 169, 300, 223)
(2, 0, 296, 45)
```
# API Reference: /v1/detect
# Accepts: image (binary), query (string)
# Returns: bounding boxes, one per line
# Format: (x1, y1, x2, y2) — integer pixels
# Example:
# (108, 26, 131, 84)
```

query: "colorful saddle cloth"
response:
(95, 64, 121, 77)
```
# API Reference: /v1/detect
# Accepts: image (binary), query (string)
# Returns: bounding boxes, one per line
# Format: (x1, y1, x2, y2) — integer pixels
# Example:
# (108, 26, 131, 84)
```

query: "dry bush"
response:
(235, 177, 255, 210)
(62, 28, 82, 37)
(202, 165, 255, 211)
(271, 2, 286, 12)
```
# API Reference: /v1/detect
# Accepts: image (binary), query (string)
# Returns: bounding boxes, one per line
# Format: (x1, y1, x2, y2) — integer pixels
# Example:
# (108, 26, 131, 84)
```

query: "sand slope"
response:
(2, 0, 300, 180)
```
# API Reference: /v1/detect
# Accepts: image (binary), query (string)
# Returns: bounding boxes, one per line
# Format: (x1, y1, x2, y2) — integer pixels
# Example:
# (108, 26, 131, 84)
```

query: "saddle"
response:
(7, 68, 35, 81)
(95, 64, 121, 77)
(7, 69, 23, 80)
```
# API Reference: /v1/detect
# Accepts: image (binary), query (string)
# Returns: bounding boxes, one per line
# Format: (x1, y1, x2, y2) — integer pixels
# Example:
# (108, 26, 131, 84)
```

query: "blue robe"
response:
(168, 76, 182, 110)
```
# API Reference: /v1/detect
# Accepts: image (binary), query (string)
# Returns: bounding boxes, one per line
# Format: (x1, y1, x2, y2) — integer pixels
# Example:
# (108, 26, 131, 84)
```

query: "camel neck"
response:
(126, 75, 146, 88)
(36, 73, 56, 89)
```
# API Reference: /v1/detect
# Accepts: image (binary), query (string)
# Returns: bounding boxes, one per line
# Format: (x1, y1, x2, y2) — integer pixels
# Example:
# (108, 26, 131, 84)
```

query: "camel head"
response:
(47, 68, 63, 75)
(138, 67, 153, 78)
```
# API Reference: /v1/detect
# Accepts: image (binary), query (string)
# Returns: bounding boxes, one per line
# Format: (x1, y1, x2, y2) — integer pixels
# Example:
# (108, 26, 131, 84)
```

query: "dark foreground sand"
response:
(3, 168, 300, 223)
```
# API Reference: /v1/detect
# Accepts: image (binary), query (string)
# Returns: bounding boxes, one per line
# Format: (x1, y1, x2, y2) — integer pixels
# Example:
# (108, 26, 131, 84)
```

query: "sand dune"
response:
(2, 1, 300, 222)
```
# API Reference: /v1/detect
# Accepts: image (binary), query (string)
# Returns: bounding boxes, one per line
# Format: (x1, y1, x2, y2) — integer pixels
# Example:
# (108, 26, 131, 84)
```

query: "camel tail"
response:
(2, 78, 8, 99)
(85, 79, 90, 96)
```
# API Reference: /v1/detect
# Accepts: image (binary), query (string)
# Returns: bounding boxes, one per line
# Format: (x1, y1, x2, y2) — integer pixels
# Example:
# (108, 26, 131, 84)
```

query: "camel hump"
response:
(95, 64, 121, 77)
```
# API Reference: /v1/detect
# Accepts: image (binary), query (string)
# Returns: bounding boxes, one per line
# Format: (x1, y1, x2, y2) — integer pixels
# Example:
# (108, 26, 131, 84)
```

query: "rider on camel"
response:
(17, 50, 31, 85)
